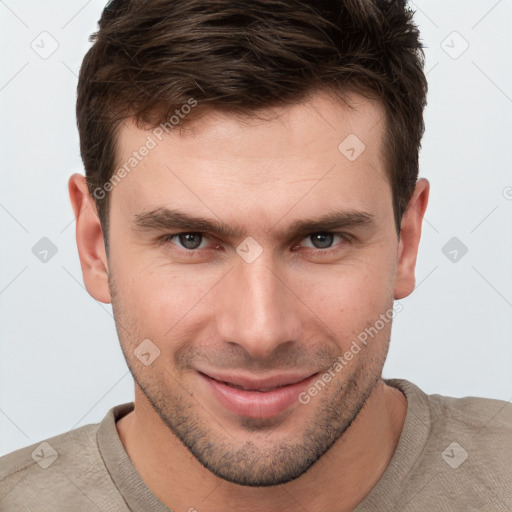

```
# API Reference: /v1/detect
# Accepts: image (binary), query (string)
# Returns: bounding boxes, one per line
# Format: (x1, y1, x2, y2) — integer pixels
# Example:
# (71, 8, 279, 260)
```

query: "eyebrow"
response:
(132, 207, 375, 239)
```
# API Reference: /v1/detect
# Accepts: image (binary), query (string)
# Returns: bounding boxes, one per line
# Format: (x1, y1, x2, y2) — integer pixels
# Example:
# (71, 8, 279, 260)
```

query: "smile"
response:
(198, 371, 320, 419)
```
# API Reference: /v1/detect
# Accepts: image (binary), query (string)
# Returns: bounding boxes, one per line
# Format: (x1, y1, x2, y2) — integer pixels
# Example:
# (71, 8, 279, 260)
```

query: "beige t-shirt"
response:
(0, 379, 510, 511)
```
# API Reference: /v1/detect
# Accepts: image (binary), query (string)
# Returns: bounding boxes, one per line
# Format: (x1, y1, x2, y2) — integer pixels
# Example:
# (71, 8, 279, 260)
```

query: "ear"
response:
(68, 173, 111, 304)
(394, 178, 430, 300)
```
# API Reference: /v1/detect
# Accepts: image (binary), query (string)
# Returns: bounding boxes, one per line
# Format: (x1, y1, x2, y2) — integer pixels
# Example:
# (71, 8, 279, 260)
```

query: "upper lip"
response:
(199, 370, 318, 391)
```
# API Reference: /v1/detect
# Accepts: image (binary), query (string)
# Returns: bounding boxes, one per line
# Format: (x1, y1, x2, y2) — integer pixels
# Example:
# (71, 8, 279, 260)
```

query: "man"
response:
(0, 0, 510, 511)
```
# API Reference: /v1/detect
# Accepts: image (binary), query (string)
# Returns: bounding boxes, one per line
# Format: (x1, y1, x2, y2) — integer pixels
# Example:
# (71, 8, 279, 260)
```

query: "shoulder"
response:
(384, 379, 512, 511)
(389, 378, 511, 437)
(426, 388, 512, 447)
(428, 390, 512, 510)
(0, 417, 127, 511)
(1, 422, 96, 474)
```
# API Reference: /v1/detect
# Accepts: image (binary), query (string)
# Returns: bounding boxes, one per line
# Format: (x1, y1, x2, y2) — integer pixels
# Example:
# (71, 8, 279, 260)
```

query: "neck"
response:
(117, 379, 407, 512)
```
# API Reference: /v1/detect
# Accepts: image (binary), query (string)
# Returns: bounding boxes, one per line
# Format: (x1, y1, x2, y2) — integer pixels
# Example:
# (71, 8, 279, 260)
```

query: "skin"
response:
(69, 91, 429, 512)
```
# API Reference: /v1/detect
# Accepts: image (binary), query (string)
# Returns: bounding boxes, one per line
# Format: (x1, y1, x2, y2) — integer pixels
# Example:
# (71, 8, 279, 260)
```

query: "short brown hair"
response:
(77, 0, 427, 246)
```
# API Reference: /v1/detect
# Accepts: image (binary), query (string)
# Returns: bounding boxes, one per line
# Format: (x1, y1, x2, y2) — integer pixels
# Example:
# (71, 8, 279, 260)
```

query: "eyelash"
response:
(158, 232, 351, 257)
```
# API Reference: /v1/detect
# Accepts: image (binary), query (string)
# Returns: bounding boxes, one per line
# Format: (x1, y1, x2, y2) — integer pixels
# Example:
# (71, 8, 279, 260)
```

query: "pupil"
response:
(312, 233, 333, 249)
(179, 233, 202, 249)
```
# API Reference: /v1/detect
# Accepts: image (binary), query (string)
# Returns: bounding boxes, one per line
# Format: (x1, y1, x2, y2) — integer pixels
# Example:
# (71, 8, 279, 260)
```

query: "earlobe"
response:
(68, 173, 112, 304)
(394, 178, 430, 300)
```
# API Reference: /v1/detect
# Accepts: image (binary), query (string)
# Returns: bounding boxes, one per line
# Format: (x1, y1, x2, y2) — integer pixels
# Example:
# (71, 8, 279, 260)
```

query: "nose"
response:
(215, 249, 303, 360)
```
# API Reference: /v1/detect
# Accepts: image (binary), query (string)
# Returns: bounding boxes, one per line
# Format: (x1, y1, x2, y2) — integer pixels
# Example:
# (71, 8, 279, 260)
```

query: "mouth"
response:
(217, 380, 293, 392)
(197, 370, 320, 419)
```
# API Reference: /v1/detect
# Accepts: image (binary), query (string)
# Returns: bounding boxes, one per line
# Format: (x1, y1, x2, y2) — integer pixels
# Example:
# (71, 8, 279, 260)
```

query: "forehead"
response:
(111, 91, 390, 229)
(119, 91, 384, 156)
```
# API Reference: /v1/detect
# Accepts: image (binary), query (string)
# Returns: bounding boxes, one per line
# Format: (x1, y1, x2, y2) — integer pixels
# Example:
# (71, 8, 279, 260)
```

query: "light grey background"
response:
(1, 0, 511, 455)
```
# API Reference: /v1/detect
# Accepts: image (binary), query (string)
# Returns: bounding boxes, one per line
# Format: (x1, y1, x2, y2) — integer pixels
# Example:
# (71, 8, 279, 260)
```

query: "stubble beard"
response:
(109, 272, 389, 487)
(123, 346, 383, 487)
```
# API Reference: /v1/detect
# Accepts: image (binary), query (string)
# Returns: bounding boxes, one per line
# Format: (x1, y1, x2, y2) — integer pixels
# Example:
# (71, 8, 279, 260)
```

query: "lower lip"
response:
(199, 372, 318, 419)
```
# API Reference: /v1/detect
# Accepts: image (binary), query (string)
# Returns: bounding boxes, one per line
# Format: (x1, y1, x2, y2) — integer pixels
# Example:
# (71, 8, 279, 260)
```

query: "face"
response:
(104, 92, 402, 486)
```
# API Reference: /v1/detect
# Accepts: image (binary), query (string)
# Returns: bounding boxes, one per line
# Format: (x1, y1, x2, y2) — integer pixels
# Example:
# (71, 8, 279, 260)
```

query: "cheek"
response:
(298, 257, 395, 340)
(304, 254, 394, 306)
(112, 226, 397, 351)
(118, 266, 214, 341)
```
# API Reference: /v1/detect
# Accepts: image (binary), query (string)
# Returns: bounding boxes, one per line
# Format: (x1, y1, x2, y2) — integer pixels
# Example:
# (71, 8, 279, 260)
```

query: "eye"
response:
(159, 231, 349, 257)
(298, 232, 347, 250)
(163, 232, 209, 250)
